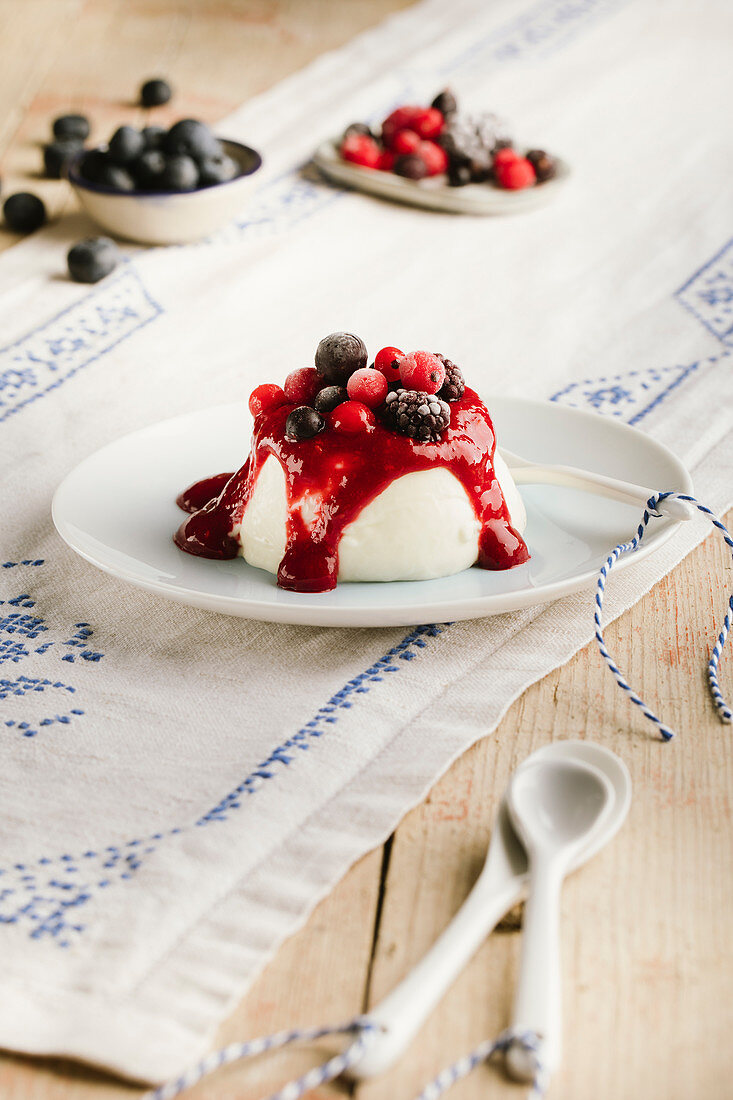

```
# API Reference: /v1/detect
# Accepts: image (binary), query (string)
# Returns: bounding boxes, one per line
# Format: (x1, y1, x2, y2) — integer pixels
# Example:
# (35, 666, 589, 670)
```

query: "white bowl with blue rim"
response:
(67, 139, 262, 245)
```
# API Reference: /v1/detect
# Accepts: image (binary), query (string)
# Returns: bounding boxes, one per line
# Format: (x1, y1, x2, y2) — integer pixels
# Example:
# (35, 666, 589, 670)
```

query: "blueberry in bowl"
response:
(67, 117, 262, 245)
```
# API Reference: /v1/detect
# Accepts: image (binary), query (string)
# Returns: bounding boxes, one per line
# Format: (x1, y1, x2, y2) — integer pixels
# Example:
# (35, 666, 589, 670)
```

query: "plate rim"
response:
(52, 397, 694, 627)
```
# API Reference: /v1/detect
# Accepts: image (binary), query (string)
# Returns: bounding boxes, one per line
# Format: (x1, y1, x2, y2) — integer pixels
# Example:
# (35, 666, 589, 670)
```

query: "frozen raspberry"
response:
(284, 367, 322, 406)
(340, 132, 381, 169)
(435, 356, 465, 402)
(382, 106, 421, 147)
(315, 332, 368, 384)
(374, 346, 404, 385)
(495, 156, 536, 190)
(493, 146, 518, 168)
(286, 406, 325, 441)
(398, 351, 446, 394)
(412, 107, 444, 140)
(330, 401, 376, 433)
(384, 389, 450, 442)
(526, 148, 556, 183)
(392, 129, 421, 156)
(416, 140, 448, 176)
(378, 149, 396, 172)
(394, 154, 428, 180)
(347, 367, 388, 408)
(249, 383, 287, 418)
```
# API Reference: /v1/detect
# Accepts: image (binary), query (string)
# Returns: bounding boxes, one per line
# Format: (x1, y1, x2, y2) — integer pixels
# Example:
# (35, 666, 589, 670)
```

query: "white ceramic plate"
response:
(312, 140, 570, 215)
(52, 398, 692, 627)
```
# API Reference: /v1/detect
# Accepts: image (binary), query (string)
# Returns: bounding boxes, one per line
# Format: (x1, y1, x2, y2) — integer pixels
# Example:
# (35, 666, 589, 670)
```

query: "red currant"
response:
(495, 156, 536, 190)
(398, 351, 446, 394)
(248, 383, 287, 418)
(493, 147, 519, 168)
(284, 367, 322, 406)
(416, 140, 448, 176)
(329, 401, 376, 433)
(374, 346, 404, 384)
(412, 107, 444, 139)
(346, 367, 388, 408)
(378, 149, 396, 172)
(382, 106, 421, 147)
(340, 132, 381, 169)
(392, 129, 420, 156)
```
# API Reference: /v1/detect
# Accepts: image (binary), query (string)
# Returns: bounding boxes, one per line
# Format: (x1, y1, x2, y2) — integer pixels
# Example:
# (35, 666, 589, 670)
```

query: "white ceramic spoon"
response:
(504, 758, 615, 1083)
(499, 446, 692, 522)
(351, 742, 630, 1079)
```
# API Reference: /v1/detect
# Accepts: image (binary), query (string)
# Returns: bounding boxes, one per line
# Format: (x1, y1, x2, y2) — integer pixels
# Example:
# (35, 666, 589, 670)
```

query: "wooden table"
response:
(1, 2, 731, 1098)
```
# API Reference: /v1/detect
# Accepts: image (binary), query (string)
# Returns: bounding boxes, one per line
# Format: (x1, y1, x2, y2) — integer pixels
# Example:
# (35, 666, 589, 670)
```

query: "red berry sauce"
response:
(174, 387, 529, 592)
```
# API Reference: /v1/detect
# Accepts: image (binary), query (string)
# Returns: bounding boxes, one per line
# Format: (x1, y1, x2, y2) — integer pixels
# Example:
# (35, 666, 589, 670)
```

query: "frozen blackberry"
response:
(435, 356, 465, 402)
(67, 237, 121, 283)
(109, 125, 145, 165)
(383, 388, 450, 442)
(431, 89, 458, 117)
(314, 385, 348, 414)
(315, 332, 367, 384)
(440, 112, 511, 182)
(141, 78, 172, 108)
(43, 139, 84, 179)
(526, 148, 556, 183)
(3, 192, 46, 233)
(53, 113, 90, 142)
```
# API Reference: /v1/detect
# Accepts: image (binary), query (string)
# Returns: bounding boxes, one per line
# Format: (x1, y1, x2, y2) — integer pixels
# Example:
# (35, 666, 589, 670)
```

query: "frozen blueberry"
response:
(394, 154, 428, 180)
(3, 192, 46, 233)
(342, 122, 375, 141)
(142, 125, 166, 150)
(314, 332, 368, 385)
(67, 237, 121, 284)
(78, 149, 109, 184)
(160, 154, 199, 191)
(163, 119, 221, 161)
(431, 89, 458, 117)
(285, 406, 325, 441)
(108, 125, 145, 165)
(133, 149, 166, 189)
(314, 385, 348, 414)
(98, 162, 136, 191)
(43, 139, 84, 179)
(140, 78, 172, 108)
(53, 113, 90, 142)
(198, 152, 239, 186)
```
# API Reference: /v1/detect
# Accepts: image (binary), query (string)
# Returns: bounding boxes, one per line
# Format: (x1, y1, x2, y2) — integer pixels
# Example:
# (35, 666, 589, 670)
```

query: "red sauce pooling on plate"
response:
(174, 387, 529, 592)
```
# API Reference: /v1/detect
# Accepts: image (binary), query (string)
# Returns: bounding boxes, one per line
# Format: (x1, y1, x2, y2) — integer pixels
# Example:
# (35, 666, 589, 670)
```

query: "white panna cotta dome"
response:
(235, 452, 527, 584)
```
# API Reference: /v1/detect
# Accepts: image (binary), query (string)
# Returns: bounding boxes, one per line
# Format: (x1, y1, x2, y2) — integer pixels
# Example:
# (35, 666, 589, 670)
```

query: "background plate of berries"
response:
(53, 333, 690, 628)
(313, 89, 568, 215)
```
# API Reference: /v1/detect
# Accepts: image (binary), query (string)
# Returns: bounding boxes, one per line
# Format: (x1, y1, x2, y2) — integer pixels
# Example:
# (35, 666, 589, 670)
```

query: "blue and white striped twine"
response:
(595, 492, 733, 741)
(141, 1019, 546, 1100)
(143, 492, 731, 1100)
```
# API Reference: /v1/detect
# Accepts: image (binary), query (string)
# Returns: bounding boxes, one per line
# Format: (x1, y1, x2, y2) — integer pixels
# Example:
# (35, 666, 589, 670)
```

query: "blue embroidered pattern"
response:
(0, 266, 162, 425)
(549, 358, 714, 424)
(675, 236, 733, 345)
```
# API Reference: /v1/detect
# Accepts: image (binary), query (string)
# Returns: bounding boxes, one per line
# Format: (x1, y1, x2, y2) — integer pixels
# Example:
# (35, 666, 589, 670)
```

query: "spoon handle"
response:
(351, 874, 524, 1079)
(505, 857, 563, 1082)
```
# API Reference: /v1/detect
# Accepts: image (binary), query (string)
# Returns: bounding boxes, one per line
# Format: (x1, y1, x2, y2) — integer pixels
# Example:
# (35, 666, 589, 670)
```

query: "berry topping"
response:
(314, 385, 348, 414)
(394, 153, 428, 180)
(435, 356, 465, 402)
(340, 132, 381, 169)
(108, 125, 145, 165)
(67, 237, 120, 284)
(374, 346, 404, 385)
(346, 367, 389, 409)
(431, 89, 458, 117)
(383, 389, 450, 442)
(53, 114, 90, 142)
(141, 78, 173, 108)
(3, 192, 46, 234)
(392, 128, 421, 155)
(43, 139, 83, 179)
(285, 406, 326, 441)
(412, 107, 444, 139)
(494, 155, 536, 190)
(398, 350, 446, 394)
(315, 332, 368, 384)
(329, 401, 375, 434)
(284, 367, 322, 406)
(526, 148, 556, 183)
(416, 140, 448, 177)
(248, 383, 287, 418)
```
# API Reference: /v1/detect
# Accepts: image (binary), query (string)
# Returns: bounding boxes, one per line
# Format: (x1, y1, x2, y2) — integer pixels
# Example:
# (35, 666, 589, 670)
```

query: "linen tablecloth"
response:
(1, 0, 732, 1081)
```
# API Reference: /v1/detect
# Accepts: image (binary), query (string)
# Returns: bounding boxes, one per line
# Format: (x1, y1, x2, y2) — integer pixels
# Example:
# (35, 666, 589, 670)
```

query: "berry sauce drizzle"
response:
(174, 387, 529, 592)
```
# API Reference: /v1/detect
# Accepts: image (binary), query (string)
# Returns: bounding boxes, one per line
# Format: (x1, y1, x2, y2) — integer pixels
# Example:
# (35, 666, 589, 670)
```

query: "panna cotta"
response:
(175, 334, 529, 592)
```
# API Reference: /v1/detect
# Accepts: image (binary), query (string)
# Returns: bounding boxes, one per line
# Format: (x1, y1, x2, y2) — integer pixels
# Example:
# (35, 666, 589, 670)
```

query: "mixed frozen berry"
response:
(249, 333, 468, 444)
(338, 89, 556, 192)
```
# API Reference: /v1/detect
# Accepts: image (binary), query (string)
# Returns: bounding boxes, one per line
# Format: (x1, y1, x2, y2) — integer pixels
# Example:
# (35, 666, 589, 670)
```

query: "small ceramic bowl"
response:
(67, 139, 262, 245)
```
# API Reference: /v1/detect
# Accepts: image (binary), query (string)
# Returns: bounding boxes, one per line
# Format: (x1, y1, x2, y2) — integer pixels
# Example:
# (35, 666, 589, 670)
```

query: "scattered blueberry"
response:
(314, 385, 348, 414)
(133, 149, 166, 188)
(43, 139, 84, 179)
(141, 125, 166, 149)
(285, 406, 325, 442)
(108, 125, 145, 165)
(160, 154, 199, 191)
(140, 78, 172, 108)
(67, 237, 121, 284)
(53, 113, 90, 142)
(3, 192, 46, 233)
(198, 152, 238, 186)
(314, 332, 368, 384)
(163, 119, 221, 161)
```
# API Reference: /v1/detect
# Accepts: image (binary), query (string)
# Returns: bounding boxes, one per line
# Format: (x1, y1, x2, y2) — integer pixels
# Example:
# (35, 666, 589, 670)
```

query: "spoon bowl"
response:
(508, 757, 615, 855)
